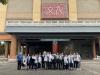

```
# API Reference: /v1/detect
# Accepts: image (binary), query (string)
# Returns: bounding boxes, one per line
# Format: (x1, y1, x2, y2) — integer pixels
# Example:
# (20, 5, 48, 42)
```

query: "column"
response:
(92, 39, 96, 58)
(5, 42, 9, 58)
(33, 0, 41, 22)
(10, 36, 17, 59)
(68, 0, 77, 21)
(98, 38, 100, 54)
(27, 45, 29, 55)
(52, 41, 58, 53)
(17, 40, 21, 53)
(0, 4, 7, 32)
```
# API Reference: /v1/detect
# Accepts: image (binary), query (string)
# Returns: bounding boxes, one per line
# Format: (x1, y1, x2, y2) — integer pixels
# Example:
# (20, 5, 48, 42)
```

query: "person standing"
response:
(59, 53, 64, 69)
(56, 53, 59, 69)
(34, 54, 38, 70)
(73, 52, 81, 69)
(68, 53, 74, 70)
(52, 54, 56, 70)
(64, 55, 69, 70)
(26, 54, 30, 69)
(31, 54, 35, 69)
(77, 52, 81, 68)
(48, 52, 54, 69)
(38, 54, 42, 69)
(17, 52, 23, 70)
(44, 53, 49, 69)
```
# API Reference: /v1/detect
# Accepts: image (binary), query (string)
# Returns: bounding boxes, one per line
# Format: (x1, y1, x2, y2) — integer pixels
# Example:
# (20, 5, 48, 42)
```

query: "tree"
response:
(0, 0, 8, 5)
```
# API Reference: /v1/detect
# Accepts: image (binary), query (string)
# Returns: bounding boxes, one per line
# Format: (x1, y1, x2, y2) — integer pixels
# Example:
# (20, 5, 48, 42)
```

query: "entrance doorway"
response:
(19, 38, 93, 59)
(0, 41, 10, 58)
(20, 40, 52, 55)
(28, 41, 52, 55)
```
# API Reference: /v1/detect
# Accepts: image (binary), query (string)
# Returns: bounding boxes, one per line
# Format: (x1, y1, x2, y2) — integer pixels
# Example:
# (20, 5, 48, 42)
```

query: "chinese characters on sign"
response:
(42, 3, 68, 19)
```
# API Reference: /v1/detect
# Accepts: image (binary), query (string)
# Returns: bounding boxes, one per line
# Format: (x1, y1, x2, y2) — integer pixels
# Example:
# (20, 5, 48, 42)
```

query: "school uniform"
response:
(44, 54, 49, 69)
(26, 55, 30, 69)
(56, 54, 59, 69)
(68, 54, 74, 70)
(52, 54, 57, 69)
(22, 55, 27, 67)
(38, 55, 42, 68)
(59, 54, 64, 69)
(64, 55, 69, 70)
(34, 55, 38, 70)
(74, 53, 81, 68)
(41, 55, 44, 68)
(77, 54, 81, 68)
(31, 55, 35, 69)
(48, 54, 54, 69)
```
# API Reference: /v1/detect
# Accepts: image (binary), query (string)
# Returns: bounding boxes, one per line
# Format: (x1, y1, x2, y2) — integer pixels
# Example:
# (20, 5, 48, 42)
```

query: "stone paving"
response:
(0, 60, 100, 75)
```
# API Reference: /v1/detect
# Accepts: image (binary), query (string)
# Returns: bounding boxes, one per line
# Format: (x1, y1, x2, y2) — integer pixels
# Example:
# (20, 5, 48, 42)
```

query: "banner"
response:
(42, 3, 68, 19)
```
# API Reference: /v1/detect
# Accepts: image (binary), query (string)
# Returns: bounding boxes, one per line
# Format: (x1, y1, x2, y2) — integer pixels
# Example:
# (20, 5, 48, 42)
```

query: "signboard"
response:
(41, 3, 68, 19)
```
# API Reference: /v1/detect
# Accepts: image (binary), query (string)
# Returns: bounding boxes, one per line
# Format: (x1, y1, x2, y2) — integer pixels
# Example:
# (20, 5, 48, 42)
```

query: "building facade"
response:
(0, 0, 100, 60)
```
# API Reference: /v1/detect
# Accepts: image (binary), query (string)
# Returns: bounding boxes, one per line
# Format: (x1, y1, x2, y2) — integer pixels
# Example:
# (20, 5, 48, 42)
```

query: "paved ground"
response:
(0, 61, 100, 75)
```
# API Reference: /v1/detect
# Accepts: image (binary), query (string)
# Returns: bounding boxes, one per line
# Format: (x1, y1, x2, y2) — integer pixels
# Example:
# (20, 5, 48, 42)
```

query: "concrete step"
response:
(0, 57, 8, 64)
(81, 60, 100, 64)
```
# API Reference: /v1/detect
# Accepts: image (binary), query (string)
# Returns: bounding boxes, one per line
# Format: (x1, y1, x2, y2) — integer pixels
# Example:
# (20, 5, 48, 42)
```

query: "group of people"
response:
(17, 51, 81, 70)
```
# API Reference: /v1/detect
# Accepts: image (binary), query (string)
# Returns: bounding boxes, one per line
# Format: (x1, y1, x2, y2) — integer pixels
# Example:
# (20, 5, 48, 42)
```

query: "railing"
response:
(6, 20, 100, 26)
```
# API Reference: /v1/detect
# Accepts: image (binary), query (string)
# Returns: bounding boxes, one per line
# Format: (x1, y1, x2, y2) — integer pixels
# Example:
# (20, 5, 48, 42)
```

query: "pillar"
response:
(5, 42, 9, 58)
(68, 0, 77, 21)
(98, 38, 100, 54)
(0, 4, 7, 32)
(92, 39, 96, 58)
(10, 36, 17, 59)
(52, 41, 58, 53)
(17, 40, 21, 53)
(33, 0, 41, 22)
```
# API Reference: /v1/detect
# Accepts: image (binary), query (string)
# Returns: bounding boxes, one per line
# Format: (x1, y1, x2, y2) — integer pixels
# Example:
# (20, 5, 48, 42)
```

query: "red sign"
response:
(42, 3, 68, 19)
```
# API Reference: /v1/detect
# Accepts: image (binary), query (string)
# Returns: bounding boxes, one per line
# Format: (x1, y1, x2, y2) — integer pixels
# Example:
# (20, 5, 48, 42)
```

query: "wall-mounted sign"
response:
(42, 3, 68, 19)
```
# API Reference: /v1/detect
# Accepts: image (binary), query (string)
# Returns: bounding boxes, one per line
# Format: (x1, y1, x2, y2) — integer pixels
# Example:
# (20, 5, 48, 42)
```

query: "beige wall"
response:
(42, 0, 67, 3)
(69, 0, 77, 21)
(5, 0, 100, 21)
(0, 4, 7, 32)
(33, 0, 41, 21)
(77, 0, 100, 19)
(7, 0, 33, 20)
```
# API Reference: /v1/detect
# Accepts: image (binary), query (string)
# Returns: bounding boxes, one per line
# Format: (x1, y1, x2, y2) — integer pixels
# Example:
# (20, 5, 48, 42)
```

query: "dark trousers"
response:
(52, 60, 56, 69)
(69, 63, 74, 69)
(65, 63, 69, 70)
(48, 62, 52, 69)
(17, 61, 22, 70)
(27, 62, 31, 69)
(44, 61, 48, 69)
(38, 63, 40, 68)
(74, 61, 79, 68)
(57, 60, 61, 69)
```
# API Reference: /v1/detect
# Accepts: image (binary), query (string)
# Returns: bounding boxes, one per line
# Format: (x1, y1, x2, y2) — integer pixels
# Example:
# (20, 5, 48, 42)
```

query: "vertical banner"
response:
(52, 41, 58, 53)
(42, 3, 68, 19)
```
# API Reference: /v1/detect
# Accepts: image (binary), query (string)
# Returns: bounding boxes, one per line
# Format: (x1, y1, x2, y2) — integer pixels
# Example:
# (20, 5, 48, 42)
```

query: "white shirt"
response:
(44, 55, 48, 62)
(59, 54, 64, 60)
(38, 56, 42, 63)
(23, 56, 27, 65)
(64, 56, 68, 64)
(68, 55, 74, 63)
(74, 54, 81, 62)
(48, 54, 54, 62)
(32, 55, 38, 63)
